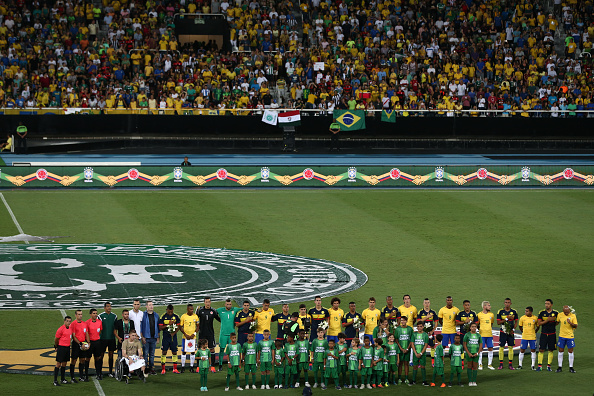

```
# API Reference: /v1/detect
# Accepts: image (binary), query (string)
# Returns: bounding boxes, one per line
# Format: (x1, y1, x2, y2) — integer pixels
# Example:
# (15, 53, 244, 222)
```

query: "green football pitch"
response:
(0, 189, 592, 395)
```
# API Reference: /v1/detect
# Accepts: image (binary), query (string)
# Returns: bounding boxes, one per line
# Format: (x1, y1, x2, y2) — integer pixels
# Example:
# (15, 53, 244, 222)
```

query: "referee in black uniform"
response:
(197, 297, 220, 372)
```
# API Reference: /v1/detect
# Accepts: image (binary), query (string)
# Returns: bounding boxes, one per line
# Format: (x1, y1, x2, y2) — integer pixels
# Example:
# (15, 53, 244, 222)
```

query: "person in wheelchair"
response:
(120, 329, 147, 383)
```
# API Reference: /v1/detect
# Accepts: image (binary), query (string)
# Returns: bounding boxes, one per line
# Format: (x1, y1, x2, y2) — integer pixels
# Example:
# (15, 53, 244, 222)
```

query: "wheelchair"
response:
(115, 357, 146, 384)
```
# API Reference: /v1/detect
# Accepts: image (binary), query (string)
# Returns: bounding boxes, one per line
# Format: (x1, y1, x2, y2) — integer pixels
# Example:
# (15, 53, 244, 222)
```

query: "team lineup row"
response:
(53, 295, 578, 389)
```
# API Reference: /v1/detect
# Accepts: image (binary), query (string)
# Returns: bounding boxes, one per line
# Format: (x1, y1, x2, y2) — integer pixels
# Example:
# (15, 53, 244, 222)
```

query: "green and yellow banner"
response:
(334, 110, 366, 130)
(0, 166, 592, 188)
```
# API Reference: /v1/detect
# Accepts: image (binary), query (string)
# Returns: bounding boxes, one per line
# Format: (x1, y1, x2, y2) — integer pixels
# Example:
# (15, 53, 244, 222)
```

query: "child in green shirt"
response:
(295, 329, 310, 387)
(337, 333, 348, 386)
(395, 316, 413, 385)
(463, 322, 482, 387)
(431, 334, 446, 387)
(311, 328, 328, 387)
(284, 334, 298, 388)
(197, 339, 210, 391)
(273, 339, 285, 389)
(449, 334, 464, 387)
(358, 336, 374, 389)
(346, 338, 361, 388)
(224, 333, 242, 391)
(386, 333, 400, 385)
(242, 331, 258, 389)
(412, 321, 430, 386)
(372, 338, 386, 387)
(257, 329, 274, 389)
(323, 339, 341, 390)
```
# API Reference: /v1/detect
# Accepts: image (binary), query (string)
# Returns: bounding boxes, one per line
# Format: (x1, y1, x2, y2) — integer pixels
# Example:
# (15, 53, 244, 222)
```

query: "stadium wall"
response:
(0, 115, 592, 139)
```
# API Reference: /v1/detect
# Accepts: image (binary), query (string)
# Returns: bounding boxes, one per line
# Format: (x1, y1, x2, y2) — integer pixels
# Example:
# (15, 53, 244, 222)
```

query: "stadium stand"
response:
(0, 0, 591, 116)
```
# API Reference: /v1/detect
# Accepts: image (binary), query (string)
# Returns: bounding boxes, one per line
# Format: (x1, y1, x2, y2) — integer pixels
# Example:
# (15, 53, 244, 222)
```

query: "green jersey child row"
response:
(221, 318, 482, 390)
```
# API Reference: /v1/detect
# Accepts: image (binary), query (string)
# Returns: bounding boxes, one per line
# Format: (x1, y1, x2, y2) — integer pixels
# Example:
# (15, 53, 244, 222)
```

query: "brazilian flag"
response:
(381, 110, 396, 123)
(334, 110, 366, 131)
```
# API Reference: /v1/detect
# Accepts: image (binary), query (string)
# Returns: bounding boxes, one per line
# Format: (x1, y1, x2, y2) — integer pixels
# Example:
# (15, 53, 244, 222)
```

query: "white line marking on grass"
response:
(0, 192, 28, 244)
(59, 309, 67, 318)
(93, 377, 106, 396)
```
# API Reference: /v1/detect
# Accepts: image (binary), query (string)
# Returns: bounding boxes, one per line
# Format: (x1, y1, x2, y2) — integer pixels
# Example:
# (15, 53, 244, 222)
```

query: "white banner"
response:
(183, 338, 196, 353)
(262, 110, 278, 125)
(314, 62, 325, 71)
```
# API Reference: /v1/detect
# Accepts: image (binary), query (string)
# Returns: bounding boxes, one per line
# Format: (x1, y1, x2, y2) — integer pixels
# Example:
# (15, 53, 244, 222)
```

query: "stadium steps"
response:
(554, 29, 566, 57)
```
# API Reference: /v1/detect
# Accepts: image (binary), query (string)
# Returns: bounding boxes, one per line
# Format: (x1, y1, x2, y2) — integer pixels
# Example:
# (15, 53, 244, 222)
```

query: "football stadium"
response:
(0, 0, 593, 394)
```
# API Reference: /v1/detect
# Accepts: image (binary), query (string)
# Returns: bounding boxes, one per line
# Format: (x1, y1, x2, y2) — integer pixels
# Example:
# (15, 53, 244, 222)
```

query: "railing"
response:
(173, 13, 226, 21)
(231, 50, 279, 54)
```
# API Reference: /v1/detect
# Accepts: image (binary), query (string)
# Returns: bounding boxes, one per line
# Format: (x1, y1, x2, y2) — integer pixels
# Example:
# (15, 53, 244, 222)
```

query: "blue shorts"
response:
(520, 340, 536, 350)
(482, 337, 493, 349)
(255, 333, 264, 343)
(327, 335, 339, 344)
(441, 333, 456, 348)
(364, 334, 374, 345)
(557, 337, 575, 349)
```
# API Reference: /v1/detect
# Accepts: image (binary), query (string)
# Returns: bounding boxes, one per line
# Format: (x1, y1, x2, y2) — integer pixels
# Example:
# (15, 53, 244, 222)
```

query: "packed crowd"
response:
(53, 295, 578, 390)
(1, 0, 594, 116)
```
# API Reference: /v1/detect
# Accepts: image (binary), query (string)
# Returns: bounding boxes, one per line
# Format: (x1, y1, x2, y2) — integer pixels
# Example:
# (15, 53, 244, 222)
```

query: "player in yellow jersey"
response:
(477, 301, 495, 370)
(327, 297, 345, 344)
(397, 294, 418, 366)
(437, 296, 460, 349)
(397, 294, 418, 327)
(517, 307, 538, 370)
(254, 299, 275, 343)
(556, 305, 578, 373)
(361, 297, 381, 344)
(180, 304, 199, 373)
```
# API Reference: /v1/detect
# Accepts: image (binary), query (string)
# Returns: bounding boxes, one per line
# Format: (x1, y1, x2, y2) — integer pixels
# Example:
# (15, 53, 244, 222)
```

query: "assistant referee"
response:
(54, 316, 72, 386)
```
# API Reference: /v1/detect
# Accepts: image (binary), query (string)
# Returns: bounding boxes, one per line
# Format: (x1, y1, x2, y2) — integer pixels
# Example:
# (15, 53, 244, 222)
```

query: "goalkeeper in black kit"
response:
(197, 297, 221, 373)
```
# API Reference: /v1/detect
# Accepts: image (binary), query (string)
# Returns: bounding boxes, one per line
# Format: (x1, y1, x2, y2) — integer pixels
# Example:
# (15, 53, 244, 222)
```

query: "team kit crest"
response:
(389, 168, 401, 180)
(260, 167, 270, 182)
(521, 167, 531, 182)
(563, 168, 574, 179)
(348, 167, 357, 182)
(303, 168, 314, 180)
(128, 168, 139, 180)
(435, 167, 444, 182)
(36, 169, 48, 181)
(84, 167, 93, 182)
(173, 167, 183, 182)
(477, 168, 488, 180)
(216, 168, 228, 180)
